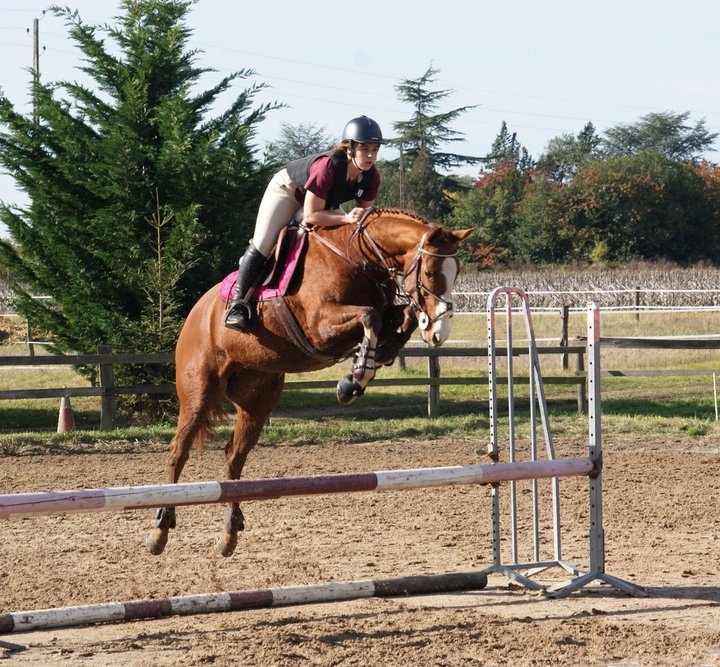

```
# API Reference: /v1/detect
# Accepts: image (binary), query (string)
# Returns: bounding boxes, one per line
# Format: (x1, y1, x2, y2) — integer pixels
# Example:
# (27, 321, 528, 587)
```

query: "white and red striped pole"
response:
(0, 457, 595, 520)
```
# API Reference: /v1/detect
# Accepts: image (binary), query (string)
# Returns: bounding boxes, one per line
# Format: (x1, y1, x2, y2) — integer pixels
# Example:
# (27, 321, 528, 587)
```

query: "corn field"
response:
(454, 261, 720, 311)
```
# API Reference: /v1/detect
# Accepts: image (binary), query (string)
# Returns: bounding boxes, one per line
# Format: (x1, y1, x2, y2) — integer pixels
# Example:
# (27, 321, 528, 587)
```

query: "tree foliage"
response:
(448, 163, 529, 265)
(451, 149, 720, 267)
(601, 111, 717, 162)
(403, 148, 447, 221)
(564, 152, 720, 263)
(484, 121, 535, 172)
(393, 64, 481, 172)
(373, 159, 402, 209)
(538, 122, 601, 183)
(263, 121, 335, 166)
(0, 0, 278, 369)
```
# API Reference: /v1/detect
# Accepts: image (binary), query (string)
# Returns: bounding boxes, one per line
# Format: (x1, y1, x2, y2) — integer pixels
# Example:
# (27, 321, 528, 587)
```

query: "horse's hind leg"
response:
(146, 383, 220, 555)
(216, 371, 285, 557)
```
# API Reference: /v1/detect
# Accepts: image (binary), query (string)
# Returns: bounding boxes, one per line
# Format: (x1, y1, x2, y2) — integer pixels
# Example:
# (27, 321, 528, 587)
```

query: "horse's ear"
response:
(428, 226, 473, 245)
(451, 228, 474, 242)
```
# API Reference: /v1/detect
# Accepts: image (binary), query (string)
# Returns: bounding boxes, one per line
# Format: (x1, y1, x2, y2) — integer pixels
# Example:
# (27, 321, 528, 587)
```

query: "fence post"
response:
(634, 286, 640, 321)
(98, 345, 116, 430)
(427, 353, 440, 418)
(26, 320, 34, 358)
(560, 305, 569, 370)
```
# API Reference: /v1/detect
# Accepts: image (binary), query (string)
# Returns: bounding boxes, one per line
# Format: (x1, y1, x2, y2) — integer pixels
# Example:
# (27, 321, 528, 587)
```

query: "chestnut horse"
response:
(146, 208, 472, 556)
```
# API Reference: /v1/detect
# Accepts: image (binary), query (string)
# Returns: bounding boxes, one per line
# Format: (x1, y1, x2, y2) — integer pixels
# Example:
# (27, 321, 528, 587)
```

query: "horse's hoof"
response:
(215, 533, 238, 557)
(336, 375, 364, 405)
(146, 530, 168, 556)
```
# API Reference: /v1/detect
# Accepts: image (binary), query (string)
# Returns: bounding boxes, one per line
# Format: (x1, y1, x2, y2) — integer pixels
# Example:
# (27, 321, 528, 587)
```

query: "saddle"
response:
(220, 224, 307, 303)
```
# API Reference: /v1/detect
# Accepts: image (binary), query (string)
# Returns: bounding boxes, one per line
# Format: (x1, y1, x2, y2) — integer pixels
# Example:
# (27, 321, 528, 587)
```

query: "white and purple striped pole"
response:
(0, 457, 595, 520)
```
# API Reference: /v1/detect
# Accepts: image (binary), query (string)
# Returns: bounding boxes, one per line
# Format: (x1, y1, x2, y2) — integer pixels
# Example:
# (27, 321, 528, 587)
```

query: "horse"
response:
(146, 208, 472, 556)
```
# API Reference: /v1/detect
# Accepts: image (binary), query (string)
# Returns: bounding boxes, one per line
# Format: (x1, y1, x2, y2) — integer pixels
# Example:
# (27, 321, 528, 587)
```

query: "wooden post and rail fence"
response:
(3, 337, 720, 429)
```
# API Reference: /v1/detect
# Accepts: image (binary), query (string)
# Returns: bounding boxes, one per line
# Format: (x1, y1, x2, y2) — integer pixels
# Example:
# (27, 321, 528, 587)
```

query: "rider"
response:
(224, 115, 385, 331)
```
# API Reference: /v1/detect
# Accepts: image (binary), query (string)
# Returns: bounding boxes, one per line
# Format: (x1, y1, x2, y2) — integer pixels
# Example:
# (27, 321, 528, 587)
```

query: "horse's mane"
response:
(369, 207, 438, 227)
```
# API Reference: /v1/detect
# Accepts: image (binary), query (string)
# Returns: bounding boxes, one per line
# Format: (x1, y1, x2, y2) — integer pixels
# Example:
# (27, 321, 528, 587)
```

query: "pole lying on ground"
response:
(0, 572, 488, 634)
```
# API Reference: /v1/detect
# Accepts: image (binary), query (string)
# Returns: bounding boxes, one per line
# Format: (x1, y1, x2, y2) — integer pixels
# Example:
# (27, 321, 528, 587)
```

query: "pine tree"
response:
(484, 121, 534, 171)
(0, 0, 278, 365)
(391, 64, 481, 221)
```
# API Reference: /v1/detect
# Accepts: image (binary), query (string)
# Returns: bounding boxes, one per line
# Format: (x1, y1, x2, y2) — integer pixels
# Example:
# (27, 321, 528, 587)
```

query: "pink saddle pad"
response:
(220, 233, 305, 303)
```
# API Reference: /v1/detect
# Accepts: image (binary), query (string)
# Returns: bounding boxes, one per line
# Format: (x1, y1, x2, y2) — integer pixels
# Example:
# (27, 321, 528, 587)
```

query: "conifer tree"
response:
(484, 121, 534, 171)
(390, 64, 481, 221)
(0, 0, 277, 370)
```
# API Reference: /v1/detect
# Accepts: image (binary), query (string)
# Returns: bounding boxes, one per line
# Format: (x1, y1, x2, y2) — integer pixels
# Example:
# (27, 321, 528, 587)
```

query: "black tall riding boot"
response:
(224, 244, 267, 331)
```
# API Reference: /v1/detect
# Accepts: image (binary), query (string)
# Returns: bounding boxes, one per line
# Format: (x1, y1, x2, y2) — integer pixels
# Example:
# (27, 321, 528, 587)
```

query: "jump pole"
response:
(0, 290, 645, 634)
(0, 572, 488, 634)
(0, 458, 594, 520)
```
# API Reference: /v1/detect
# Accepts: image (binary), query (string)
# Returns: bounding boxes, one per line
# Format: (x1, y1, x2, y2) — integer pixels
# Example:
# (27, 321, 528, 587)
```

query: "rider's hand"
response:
(345, 207, 367, 224)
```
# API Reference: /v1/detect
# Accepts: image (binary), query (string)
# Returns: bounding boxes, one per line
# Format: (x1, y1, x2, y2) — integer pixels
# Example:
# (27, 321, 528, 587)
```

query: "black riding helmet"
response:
(342, 115, 384, 145)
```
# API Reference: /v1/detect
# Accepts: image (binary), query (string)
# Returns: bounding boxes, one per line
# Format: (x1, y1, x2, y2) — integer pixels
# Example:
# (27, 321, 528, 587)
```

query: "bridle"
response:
(349, 214, 458, 332)
(399, 228, 458, 331)
(302, 210, 459, 331)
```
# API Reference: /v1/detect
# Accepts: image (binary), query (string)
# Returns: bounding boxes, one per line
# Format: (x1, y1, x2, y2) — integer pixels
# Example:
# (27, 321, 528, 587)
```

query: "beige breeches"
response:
(252, 168, 303, 257)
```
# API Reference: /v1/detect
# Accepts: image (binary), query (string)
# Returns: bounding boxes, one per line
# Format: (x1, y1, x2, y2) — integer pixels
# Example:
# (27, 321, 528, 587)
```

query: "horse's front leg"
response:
(335, 309, 383, 405)
(375, 304, 418, 366)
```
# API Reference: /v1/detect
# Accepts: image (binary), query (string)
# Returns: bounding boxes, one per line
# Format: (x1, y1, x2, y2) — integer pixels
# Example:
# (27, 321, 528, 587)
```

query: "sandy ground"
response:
(1, 431, 720, 666)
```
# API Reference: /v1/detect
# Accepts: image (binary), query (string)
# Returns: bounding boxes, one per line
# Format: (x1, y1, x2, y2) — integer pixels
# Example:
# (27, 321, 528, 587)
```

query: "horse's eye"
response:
(424, 270, 433, 278)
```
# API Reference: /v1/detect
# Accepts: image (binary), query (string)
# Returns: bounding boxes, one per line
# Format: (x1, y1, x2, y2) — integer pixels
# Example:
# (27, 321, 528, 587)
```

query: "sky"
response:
(1, 0, 720, 237)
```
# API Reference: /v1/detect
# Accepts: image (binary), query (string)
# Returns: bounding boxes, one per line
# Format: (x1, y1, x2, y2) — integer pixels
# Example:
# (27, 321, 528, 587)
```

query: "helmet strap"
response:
(348, 141, 366, 174)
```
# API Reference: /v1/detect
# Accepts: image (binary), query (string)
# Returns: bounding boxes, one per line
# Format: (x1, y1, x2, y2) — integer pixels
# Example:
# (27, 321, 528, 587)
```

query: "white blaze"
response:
(420, 256, 458, 346)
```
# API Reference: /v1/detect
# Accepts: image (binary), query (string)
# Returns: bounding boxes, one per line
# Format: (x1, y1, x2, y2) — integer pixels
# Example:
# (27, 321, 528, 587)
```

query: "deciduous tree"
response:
(601, 111, 717, 162)
(538, 122, 601, 182)
(565, 152, 720, 263)
(263, 121, 334, 166)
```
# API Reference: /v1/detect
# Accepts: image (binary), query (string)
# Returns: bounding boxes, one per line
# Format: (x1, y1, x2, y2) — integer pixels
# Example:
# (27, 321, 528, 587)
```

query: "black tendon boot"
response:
(224, 244, 267, 331)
